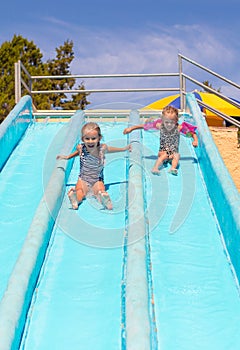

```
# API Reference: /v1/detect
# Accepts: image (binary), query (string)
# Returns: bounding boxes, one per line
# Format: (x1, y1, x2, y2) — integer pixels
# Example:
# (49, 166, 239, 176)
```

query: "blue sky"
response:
(1, 0, 240, 108)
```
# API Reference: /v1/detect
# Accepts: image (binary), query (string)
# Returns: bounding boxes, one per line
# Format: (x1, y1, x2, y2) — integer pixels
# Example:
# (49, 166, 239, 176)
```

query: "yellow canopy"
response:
(143, 92, 240, 126)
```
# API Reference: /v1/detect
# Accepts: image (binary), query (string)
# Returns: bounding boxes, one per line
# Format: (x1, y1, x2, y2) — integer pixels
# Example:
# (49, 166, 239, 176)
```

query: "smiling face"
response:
(81, 122, 102, 152)
(162, 109, 178, 131)
(162, 116, 177, 131)
(82, 129, 101, 151)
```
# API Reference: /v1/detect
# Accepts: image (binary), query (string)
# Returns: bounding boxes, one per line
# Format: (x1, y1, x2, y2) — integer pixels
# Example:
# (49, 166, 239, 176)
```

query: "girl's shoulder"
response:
(100, 143, 109, 154)
(76, 143, 83, 151)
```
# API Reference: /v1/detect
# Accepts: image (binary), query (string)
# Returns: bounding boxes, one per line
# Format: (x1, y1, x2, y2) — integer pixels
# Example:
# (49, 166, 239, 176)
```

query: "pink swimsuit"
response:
(143, 118, 197, 137)
(143, 118, 162, 130)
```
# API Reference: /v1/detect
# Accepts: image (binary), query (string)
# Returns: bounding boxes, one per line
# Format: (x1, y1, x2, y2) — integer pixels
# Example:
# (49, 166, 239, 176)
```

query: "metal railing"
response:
(14, 65, 180, 106)
(14, 54, 240, 127)
(178, 54, 240, 128)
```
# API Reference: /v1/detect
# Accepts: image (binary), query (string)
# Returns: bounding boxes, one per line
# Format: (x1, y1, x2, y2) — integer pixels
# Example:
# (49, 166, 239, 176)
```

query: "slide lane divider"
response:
(142, 154, 159, 349)
(124, 110, 151, 350)
(0, 111, 84, 350)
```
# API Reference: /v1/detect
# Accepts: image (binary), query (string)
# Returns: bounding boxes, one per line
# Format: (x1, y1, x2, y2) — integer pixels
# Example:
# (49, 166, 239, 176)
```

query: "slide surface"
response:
(20, 122, 129, 350)
(1, 120, 240, 350)
(142, 127, 240, 350)
(0, 122, 64, 301)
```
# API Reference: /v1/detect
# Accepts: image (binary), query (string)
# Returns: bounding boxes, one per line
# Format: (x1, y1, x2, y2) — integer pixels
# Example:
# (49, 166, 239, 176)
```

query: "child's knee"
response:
(75, 187, 86, 200)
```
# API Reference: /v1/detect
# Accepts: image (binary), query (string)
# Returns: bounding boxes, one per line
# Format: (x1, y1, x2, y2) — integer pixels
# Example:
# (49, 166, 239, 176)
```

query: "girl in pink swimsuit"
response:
(123, 106, 198, 175)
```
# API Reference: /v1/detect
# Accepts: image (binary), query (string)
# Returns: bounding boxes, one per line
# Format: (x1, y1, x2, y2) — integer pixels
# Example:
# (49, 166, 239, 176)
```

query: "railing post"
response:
(14, 60, 21, 103)
(178, 54, 184, 111)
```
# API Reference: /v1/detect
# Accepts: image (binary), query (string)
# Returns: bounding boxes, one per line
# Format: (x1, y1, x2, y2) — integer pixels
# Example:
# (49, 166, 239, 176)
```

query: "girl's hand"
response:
(123, 127, 132, 135)
(56, 155, 67, 160)
(126, 144, 132, 152)
(192, 139, 198, 147)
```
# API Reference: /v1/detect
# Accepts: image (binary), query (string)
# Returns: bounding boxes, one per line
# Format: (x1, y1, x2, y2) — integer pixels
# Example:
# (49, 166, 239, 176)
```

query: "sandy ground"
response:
(209, 127, 240, 192)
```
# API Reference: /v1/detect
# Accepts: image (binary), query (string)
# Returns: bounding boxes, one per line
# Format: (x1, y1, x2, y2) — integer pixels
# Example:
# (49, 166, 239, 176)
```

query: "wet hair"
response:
(81, 122, 102, 141)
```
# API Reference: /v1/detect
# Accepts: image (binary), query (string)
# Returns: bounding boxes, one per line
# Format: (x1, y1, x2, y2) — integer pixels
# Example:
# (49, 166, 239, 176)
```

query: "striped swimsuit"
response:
(79, 144, 104, 186)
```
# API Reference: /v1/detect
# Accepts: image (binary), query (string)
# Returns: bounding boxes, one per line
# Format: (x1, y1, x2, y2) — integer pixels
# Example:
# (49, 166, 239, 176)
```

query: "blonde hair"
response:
(162, 105, 179, 122)
(81, 122, 102, 140)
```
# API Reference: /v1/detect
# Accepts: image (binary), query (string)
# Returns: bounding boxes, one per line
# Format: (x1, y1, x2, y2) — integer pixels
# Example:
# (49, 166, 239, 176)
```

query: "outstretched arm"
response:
(192, 133, 198, 147)
(56, 149, 79, 160)
(104, 144, 132, 153)
(123, 124, 144, 134)
(179, 122, 198, 147)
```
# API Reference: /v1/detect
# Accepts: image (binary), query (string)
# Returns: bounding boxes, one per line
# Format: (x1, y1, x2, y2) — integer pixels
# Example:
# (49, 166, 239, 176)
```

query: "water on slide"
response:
(1, 120, 240, 349)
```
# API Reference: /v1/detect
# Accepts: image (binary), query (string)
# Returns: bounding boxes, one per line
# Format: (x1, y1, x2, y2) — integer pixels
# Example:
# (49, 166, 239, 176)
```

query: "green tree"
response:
(62, 82, 90, 110)
(202, 80, 221, 93)
(0, 34, 46, 122)
(43, 40, 90, 110)
(0, 35, 90, 122)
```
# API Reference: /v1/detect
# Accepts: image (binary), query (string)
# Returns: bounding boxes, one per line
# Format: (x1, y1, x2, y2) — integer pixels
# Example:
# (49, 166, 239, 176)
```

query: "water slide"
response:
(0, 95, 240, 350)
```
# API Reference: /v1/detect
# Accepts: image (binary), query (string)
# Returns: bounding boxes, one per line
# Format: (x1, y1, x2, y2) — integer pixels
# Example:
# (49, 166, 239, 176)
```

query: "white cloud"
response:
(5, 18, 238, 106)
(62, 24, 239, 105)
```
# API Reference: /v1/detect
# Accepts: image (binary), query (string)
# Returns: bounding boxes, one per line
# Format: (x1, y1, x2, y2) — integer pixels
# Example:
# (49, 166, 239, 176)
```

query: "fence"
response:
(15, 54, 240, 127)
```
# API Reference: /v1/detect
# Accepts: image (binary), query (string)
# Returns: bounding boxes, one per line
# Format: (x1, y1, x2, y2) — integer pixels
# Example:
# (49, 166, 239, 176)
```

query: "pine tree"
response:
(0, 35, 45, 121)
(202, 80, 221, 93)
(44, 40, 89, 110)
(0, 35, 90, 122)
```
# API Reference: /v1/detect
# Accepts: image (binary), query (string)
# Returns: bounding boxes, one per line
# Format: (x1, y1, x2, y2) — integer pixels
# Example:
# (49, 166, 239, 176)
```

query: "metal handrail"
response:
(31, 87, 180, 94)
(196, 99, 240, 128)
(15, 55, 240, 129)
(178, 54, 240, 128)
(179, 54, 240, 90)
(31, 72, 179, 79)
(182, 73, 240, 109)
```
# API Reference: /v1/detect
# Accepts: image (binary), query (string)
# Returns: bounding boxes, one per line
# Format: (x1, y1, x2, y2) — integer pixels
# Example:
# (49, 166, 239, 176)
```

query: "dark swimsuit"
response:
(159, 125, 180, 156)
(79, 144, 104, 186)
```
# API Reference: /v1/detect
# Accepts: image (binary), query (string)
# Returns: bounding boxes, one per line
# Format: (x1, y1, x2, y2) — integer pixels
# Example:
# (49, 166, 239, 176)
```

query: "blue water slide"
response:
(18, 119, 132, 350)
(140, 93, 240, 349)
(0, 94, 240, 350)
(0, 98, 84, 349)
(0, 96, 32, 171)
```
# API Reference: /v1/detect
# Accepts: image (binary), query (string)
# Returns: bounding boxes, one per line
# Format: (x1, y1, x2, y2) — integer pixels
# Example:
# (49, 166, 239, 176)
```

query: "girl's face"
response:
(82, 129, 101, 151)
(162, 112, 178, 131)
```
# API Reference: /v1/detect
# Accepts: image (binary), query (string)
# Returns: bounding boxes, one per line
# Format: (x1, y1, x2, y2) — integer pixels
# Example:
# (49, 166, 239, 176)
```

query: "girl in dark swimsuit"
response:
(151, 106, 181, 175)
(57, 122, 131, 210)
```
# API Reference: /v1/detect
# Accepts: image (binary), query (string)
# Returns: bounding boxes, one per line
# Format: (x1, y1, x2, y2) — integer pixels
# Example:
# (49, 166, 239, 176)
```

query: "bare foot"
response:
(151, 168, 161, 175)
(99, 191, 113, 210)
(168, 168, 178, 176)
(68, 188, 78, 210)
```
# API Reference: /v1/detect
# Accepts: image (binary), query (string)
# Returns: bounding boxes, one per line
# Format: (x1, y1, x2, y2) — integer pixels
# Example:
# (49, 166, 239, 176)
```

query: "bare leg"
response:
(168, 153, 180, 175)
(99, 192, 113, 210)
(68, 179, 88, 210)
(151, 151, 168, 175)
(68, 188, 78, 210)
(93, 181, 113, 210)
